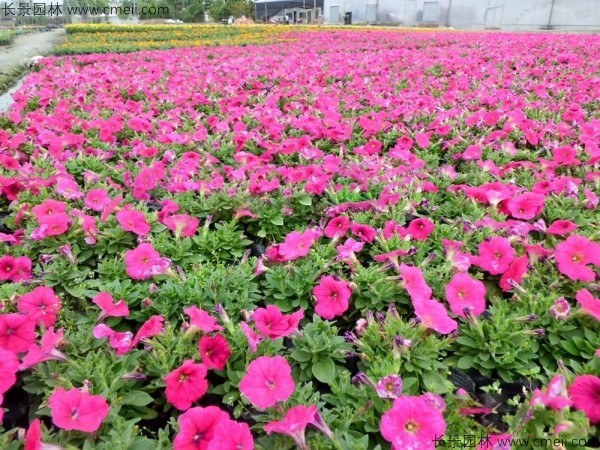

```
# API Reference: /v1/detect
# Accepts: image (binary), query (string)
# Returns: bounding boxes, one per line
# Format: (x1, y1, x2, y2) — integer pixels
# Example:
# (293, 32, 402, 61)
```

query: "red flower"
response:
(253, 305, 304, 339)
(164, 359, 208, 411)
(199, 335, 231, 370)
(313, 276, 352, 320)
(173, 406, 229, 450)
(475, 237, 515, 275)
(568, 375, 600, 424)
(406, 218, 435, 241)
(18, 286, 61, 327)
(239, 356, 295, 409)
(0, 347, 19, 394)
(445, 273, 486, 318)
(48, 387, 109, 432)
(92, 291, 129, 320)
(0, 313, 36, 353)
(116, 208, 151, 236)
(207, 420, 255, 450)
(555, 235, 600, 282)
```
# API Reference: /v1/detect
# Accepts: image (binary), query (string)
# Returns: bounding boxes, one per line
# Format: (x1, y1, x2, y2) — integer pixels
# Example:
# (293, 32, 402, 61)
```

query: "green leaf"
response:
(122, 391, 154, 407)
(457, 355, 474, 370)
(312, 357, 336, 383)
(298, 195, 312, 206)
(270, 216, 284, 226)
(290, 349, 312, 362)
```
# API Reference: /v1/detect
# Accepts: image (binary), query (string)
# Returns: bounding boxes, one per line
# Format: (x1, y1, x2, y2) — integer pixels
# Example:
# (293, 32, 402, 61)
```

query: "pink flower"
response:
(132, 315, 164, 347)
(239, 356, 295, 409)
(165, 359, 208, 411)
(184, 306, 223, 333)
(414, 299, 457, 334)
(380, 395, 446, 450)
(92, 324, 133, 355)
(406, 218, 434, 241)
(474, 237, 516, 275)
(49, 387, 109, 432)
(125, 243, 170, 280)
(20, 327, 67, 370)
(324, 216, 350, 239)
(279, 229, 320, 261)
(173, 406, 229, 450)
(264, 405, 323, 449)
(0, 347, 19, 394)
(0, 255, 31, 282)
(24, 419, 62, 450)
(313, 276, 352, 320)
(116, 208, 151, 236)
(18, 286, 61, 327)
(568, 375, 600, 423)
(199, 335, 231, 370)
(240, 322, 264, 353)
(207, 420, 255, 450)
(253, 305, 304, 339)
(576, 289, 600, 322)
(399, 264, 432, 303)
(92, 292, 129, 320)
(350, 223, 377, 243)
(84, 189, 112, 211)
(530, 374, 571, 411)
(555, 235, 600, 282)
(376, 375, 403, 399)
(499, 256, 529, 292)
(445, 273, 486, 318)
(0, 313, 36, 353)
(546, 220, 578, 236)
(163, 214, 200, 238)
(506, 192, 545, 220)
(336, 238, 364, 262)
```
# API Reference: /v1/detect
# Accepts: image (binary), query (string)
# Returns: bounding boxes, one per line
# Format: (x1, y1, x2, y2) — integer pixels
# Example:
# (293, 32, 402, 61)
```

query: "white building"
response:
(323, 0, 600, 31)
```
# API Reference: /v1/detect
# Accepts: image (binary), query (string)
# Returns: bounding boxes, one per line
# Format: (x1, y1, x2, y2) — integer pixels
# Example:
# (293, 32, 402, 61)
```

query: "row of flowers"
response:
(1, 29, 600, 449)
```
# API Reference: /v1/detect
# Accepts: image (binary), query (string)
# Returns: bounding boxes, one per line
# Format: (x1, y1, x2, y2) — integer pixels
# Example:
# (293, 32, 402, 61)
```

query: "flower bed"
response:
(1, 30, 600, 449)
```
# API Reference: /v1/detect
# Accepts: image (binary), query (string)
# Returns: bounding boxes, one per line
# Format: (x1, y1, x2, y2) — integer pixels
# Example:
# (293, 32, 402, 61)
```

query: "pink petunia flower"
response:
(199, 335, 231, 370)
(163, 214, 200, 238)
(92, 292, 129, 321)
(0, 347, 19, 394)
(474, 237, 516, 275)
(264, 405, 325, 449)
(413, 299, 458, 335)
(184, 306, 223, 333)
(445, 273, 486, 318)
(132, 315, 164, 347)
(506, 192, 545, 220)
(279, 229, 320, 261)
(18, 287, 61, 327)
(555, 235, 600, 282)
(376, 375, 403, 399)
(406, 218, 435, 241)
(399, 264, 432, 303)
(568, 375, 600, 424)
(48, 387, 109, 432)
(313, 276, 352, 320)
(0, 313, 36, 353)
(173, 406, 229, 450)
(92, 324, 133, 355)
(24, 418, 63, 450)
(380, 395, 446, 450)
(20, 327, 67, 370)
(546, 220, 578, 236)
(530, 374, 571, 411)
(240, 322, 264, 353)
(239, 356, 295, 409)
(252, 305, 304, 339)
(124, 243, 171, 280)
(84, 189, 112, 212)
(164, 359, 208, 411)
(576, 289, 600, 322)
(324, 216, 350, 239)
(350, 223, 377, 243)
(207, 420, 255, 450)
(116, 208, 151, 236)
(499, 256, 529, 292)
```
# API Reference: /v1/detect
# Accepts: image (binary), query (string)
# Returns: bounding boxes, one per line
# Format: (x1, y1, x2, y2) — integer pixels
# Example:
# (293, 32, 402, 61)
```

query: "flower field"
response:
(1, 28, 600, 449)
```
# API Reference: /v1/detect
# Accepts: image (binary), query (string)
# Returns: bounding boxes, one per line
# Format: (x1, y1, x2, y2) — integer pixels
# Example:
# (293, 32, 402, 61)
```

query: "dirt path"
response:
(0, 28, 65, 71)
